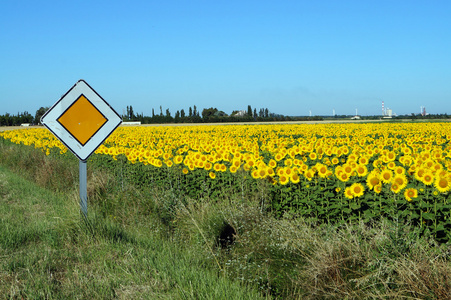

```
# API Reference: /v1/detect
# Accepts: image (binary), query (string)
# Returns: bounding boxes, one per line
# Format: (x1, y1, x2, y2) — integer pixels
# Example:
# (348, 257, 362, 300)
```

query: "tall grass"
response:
(1, 138, 451, 298)
(0, 141, 265, 299)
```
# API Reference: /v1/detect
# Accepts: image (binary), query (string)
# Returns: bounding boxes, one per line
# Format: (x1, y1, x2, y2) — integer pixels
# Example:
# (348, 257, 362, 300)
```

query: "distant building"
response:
(214, 111, 227, 117)
(386, 109, 393, 117)
(421, 106, 427, 116)
(233, 110, 247, 117)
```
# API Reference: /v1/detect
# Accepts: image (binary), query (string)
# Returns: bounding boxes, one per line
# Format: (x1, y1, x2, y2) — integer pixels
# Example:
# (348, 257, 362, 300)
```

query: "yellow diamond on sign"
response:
(57, 94, 108, 146)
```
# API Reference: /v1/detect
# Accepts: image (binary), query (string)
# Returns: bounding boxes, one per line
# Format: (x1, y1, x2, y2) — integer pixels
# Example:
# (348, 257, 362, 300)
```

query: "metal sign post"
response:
(41, 79, 122, 217)
(79, 160, 88, 218)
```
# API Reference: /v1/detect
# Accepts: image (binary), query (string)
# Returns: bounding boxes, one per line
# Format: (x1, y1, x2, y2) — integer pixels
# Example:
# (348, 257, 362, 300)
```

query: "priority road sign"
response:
(41, 79, 122, 218)
(41, 79, 122, 162)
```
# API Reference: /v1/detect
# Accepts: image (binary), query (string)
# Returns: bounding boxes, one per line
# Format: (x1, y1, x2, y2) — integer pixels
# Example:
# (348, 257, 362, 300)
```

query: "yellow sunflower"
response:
(284, 167, 293, 177)
(290, 173, 300, 184)
(366, 172, 380, 190)
(374, 184, 382, 194)
(279, 175, 289, 185)
(230, 165, 238, 173)
(316, 164, 329, 178)
(350, 183, 365, 198)
(355, 164, 368, 177)
(392, 174, 408, 190)
(338, 172, 350, 183)
(251, 170, 260, 179)
(343, 164, 354, 175)
(268, 159, 277, 168)
(394, 166, 406, 176)
(390, 183, 402, 194)
(304, 169, 315, 181)
(434, 175, 451, 193)
(267, 168, 275, 177)
(174, 155, 184, 164)
(387, 161, 396, 170)
(421, 170, 434, 186)
(404, 188, 418, 202)
(358, 156, 369, 165)
(414, 168, 426, 181)
(258, 168, 267, 178)
(380, 169, 393, 184)
(344, 186, 354, 199)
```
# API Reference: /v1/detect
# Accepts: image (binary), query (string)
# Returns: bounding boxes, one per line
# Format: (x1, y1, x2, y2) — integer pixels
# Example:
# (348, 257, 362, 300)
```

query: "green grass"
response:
(0, 164, 265, 299)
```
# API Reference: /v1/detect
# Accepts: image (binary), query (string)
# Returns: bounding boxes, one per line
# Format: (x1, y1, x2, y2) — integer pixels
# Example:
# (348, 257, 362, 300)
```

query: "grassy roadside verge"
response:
(0, 164, 265, 299)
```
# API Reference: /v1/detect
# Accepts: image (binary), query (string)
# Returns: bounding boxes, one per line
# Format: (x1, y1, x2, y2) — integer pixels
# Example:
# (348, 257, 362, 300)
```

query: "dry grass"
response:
(177, 199, 451, 299)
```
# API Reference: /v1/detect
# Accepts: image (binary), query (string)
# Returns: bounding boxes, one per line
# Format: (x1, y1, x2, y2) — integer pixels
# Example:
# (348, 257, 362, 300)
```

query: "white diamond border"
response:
(41, 80, 122, 161)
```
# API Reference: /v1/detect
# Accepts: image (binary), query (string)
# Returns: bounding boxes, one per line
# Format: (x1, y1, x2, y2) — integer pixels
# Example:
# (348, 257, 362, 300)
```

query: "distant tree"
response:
(264, 108, 269, 118)
(165, 108, 171, 118)
(253, 108, 257, 119)
(19, 111, 33, 124)
(202, 107, 218, 119)
(2, 113, 12, 126)
(128, 105, 135, 120)
(189, 107, 193, 117)
(159, 105, 163, 116)
(35, 107, 49, 124)
(193, 105, 198, 117)
(247, 105, 252, 117)
(152, 108, 155, 117)
(181, 109, 185, 118)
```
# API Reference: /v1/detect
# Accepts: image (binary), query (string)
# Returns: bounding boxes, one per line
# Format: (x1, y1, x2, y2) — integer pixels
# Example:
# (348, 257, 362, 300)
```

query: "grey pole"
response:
(79, 160, 88, 218)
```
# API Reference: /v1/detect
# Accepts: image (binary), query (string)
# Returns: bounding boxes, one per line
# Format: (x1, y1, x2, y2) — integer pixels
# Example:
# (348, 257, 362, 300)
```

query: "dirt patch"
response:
(0, 125, 42, 132)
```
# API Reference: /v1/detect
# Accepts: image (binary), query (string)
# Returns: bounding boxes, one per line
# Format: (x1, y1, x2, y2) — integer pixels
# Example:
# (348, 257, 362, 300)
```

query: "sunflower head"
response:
(435, 175, 451, 193)
(374, 184, 383, 194)
(290, 173, 300, 184)
(351, 183, 365, 198)
(366, 173, 380, 190)
(344, 187, 354, 199)
(279, 175, 289, 185)
(356, 164, 368, 177)
(380, 169, 393, 184)
(404, 188, 418, 201)
(422, 171, 434, 186)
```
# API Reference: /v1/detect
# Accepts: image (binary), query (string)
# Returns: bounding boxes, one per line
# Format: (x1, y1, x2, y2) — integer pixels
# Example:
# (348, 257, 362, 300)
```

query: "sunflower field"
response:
(2, 122, 451, 242)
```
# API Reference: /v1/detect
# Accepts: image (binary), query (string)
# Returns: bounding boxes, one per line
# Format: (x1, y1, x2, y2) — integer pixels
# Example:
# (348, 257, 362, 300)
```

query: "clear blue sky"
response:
(1, 0, 450, 117)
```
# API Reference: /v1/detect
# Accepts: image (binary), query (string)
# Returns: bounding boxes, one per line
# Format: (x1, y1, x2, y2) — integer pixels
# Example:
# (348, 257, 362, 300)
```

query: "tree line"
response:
(0, 111, 35, 126)
(1, 104, 326, 127)
(123, 105, 290, 124)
